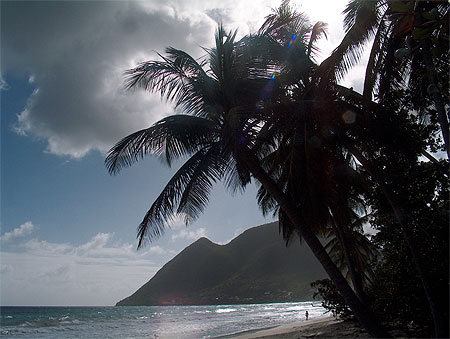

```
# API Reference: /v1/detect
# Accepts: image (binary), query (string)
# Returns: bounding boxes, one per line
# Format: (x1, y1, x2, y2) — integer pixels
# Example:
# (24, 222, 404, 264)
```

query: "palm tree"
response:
(106, 9, 390, 337)
(256, 145, 374, 305)
(253, 1, 378, 305)
(333, 82, 448, 337)
(314, 3, 449, 333)
(252, 3, 448, 335)
(255, 3, 448, 335)
(317, 0, 449, 158)
(344, 140, 448, 338)
(106, 26, 264, 245)
(325, 213, 378, 299)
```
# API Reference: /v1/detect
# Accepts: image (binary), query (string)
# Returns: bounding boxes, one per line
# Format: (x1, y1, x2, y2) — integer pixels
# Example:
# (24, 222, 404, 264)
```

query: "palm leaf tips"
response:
(136, 146, 224, 247)
(105, 115, 217, 174)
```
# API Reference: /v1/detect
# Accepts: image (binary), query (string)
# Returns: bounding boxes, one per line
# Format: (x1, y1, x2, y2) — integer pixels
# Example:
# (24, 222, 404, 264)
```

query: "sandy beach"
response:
(231, 316, 370, 338)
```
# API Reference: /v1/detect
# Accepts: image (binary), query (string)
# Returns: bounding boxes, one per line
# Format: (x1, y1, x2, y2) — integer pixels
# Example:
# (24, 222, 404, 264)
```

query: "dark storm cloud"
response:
(2, 1, 216, 157)
(2, 0, 350, 157)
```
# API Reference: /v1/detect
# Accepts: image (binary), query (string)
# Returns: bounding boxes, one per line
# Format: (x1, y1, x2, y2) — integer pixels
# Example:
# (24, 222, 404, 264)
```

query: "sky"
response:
(1, 0, 362, 306)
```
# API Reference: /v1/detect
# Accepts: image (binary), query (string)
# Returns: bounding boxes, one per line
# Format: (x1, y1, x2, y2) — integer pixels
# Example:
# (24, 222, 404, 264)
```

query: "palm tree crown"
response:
(106, 10, 332, 248)
(106, 4, 393, 336)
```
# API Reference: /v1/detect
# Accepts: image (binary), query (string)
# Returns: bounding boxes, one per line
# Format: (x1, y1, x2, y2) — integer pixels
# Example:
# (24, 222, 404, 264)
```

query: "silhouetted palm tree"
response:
(325, 213, 378, 297)
(331, 81, 447, 337)
(318, 0, 449, 157)
(106, 7, 390, 336)
(256, 143, 374, 304)
(106, 26, 265, 245)
(314, 3, 448, 331)
(253, 2, 377, 305)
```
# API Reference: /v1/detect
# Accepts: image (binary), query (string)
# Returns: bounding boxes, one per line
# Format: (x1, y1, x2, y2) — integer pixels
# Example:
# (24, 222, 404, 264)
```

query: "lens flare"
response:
(342, 110, 356, 124)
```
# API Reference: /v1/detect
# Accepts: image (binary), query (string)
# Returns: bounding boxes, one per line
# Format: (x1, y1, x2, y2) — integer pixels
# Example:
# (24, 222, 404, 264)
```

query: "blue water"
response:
(0, 302, 326, 338)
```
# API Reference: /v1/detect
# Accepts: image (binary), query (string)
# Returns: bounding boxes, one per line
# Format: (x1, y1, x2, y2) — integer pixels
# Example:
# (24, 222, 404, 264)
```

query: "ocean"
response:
(0, 302, 326, 338)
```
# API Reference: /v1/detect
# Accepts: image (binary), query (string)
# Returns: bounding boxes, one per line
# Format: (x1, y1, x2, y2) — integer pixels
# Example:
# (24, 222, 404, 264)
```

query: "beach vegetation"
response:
(321, 1, 449, 336)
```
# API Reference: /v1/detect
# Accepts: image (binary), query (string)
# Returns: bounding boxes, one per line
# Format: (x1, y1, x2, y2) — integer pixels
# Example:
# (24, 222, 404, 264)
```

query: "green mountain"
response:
(116, 222, 326, 306)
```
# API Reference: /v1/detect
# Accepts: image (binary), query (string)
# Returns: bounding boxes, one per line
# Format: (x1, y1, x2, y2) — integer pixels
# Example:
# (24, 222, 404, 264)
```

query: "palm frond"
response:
(256, 182, 279, 217)
(317, 0, 384, 85)
(307, 21, 328, 59)
(376, 34, 408, 107)
(176, 145, 225, 223)
(223, 156, 252, 195)
(207, 25, 238, 87)
(137, 146, 224, 247)
(259, 0, 310, 44)
(279, 209, 297, 245)
(105, 115, 217, 174)
(124, 48, 214, 116)
(324, 226, 378, 288)
(362, 13, 390, 102)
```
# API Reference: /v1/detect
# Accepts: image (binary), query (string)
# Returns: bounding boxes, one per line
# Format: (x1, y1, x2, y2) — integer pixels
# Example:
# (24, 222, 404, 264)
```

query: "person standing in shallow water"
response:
(305, 311, 309, 320)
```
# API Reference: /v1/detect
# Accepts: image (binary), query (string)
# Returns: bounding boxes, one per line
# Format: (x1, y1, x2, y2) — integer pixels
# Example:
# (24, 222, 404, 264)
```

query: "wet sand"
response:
(231, 316, 370, 338)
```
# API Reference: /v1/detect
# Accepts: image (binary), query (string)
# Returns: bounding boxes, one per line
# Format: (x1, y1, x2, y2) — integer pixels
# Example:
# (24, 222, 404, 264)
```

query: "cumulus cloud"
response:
(23, 238, 73, 255)
(2, 0, 351, 158)
(171, 227, 207, 241)
(20, 232, 168, 261)
(3, 1, 215, 158)
(0, 221, 34, 242)
(147, 245, 167, 255)
(1, 231, 172, 306)
(0, 77, 10, 91)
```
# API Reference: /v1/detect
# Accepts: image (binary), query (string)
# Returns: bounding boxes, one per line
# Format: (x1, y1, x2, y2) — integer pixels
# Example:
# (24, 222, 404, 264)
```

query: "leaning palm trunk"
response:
(243, 149, 391, 338)
(346, 143, 448, 338)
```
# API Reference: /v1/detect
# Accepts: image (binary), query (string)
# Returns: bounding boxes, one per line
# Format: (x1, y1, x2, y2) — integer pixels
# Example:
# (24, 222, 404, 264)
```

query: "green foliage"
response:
(311, 101, 449, 333)
(311, 279, 352, 319)
(366, 159, 449, 336)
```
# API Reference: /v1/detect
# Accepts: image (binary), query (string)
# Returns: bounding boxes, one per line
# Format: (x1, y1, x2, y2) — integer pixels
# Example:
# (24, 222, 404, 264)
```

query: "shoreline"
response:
(227, 315, 369, 338)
